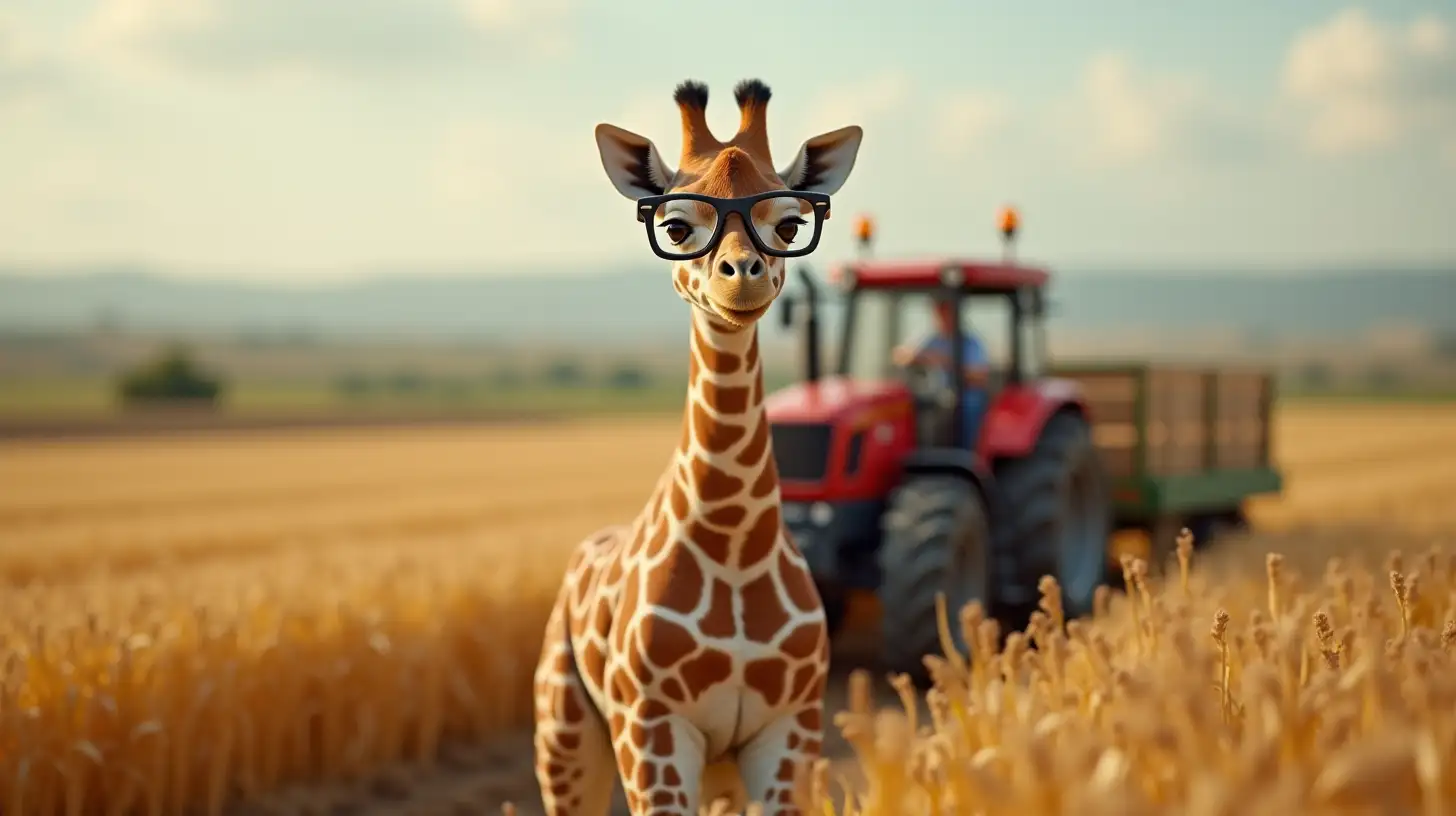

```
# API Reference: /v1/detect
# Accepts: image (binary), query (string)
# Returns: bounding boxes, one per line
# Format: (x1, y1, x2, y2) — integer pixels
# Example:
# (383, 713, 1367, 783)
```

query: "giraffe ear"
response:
(777, 125, 863, 195)
(595, 123, 675, 200)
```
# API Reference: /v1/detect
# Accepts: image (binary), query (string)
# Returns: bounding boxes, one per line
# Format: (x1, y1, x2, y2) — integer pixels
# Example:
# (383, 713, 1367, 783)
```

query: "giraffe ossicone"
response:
(530, 79, 863, 815)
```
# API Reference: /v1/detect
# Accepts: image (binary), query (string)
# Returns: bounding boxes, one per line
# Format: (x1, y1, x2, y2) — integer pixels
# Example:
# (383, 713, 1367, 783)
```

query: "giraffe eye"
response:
(661, 220, 693, 246)
(775, 217, 806, 245)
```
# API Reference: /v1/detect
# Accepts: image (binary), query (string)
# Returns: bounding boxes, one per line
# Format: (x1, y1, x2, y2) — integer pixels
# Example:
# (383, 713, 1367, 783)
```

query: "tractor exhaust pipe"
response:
(800, 266, 822, 384)
(778, 265, 823, 384)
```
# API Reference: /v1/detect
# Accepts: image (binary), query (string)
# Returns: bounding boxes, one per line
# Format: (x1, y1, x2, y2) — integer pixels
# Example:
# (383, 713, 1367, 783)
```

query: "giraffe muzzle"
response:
(705, 276, 776, 326)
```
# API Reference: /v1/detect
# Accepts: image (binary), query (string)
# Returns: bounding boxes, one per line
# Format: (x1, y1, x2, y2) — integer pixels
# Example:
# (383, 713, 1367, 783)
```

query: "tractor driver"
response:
(891, 299, 992, 443)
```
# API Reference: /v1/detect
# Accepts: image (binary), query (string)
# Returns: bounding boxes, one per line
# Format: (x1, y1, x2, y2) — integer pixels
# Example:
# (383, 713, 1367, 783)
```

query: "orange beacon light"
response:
(998, 205, 1020, 241)
(853, 213, 875, 245)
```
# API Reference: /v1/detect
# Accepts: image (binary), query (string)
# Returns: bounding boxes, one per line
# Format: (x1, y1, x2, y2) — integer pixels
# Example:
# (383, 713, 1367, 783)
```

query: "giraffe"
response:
(530, 78, 863, 816)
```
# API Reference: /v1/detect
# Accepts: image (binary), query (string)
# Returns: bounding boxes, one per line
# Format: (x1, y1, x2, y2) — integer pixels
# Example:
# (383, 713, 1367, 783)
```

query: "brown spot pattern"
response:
(649, 552, 703, 615)
(780, 622, 823, 660)
(704, 503, 747, 527)
(669, 479, 690, 520)
(691, 457, 744, 501)
(701, 380, 751, 415)
(692, 401, 747, 453)
(779, 552, 821, 613)
(795, 707, 821, 733)
(789, 663, 818, 703)
(741, 573, 790, 643)
(744, 657, 787, 706)
(738, 505, 782, 568)
(693, 326, 742, 374)
(639, 614, 698, 670)
(736, 417, 770, 466)
(679, 649, 734, 693)
(751, 462, 778, 499)
(699, 579, 737, 638)
(581, 641, 606, 688)
(687, 520, 732, 562)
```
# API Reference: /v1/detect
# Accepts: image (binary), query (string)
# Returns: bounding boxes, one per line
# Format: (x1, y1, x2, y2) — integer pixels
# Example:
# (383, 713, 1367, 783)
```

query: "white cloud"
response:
(427, 116, 597, 208)
(798, 72, 911, 135)
(0, 12, 67, 119)
(74, 0, 574, 81)
(1071, 52, 1203, 164)
(1041, 50, 1278, 174)
(928, 91, 1009, 159)
(459, 0, 572, 58)
(1282, 8, 1456, 157)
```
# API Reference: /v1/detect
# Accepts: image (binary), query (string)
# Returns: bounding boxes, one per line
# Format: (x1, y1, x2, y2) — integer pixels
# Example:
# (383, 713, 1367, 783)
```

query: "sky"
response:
(1, 0, 1454, 280)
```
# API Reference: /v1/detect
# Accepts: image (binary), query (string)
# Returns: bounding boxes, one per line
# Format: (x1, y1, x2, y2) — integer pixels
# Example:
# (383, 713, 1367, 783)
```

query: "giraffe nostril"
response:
(744, 259, 764, 279)
(717, 260, 736, 278)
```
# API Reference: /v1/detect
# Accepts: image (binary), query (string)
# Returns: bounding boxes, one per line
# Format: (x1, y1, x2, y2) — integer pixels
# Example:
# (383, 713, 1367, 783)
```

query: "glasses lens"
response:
(651, 198, 719, 258)
(750, 194, 820, 256)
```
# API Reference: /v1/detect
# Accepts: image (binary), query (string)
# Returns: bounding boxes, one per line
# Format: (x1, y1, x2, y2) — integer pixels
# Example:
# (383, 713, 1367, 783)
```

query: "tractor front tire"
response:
(876, 475, 992, 680)
(994, 410, 1112, 625)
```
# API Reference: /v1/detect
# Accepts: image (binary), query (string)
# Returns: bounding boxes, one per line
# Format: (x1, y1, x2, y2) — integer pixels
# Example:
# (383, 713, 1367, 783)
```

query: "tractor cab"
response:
(825, 259, 1051, 454)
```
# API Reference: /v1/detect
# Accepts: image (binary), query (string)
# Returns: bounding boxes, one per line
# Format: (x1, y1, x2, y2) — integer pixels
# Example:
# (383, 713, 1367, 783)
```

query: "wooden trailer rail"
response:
(1049, 362, 1281, 519)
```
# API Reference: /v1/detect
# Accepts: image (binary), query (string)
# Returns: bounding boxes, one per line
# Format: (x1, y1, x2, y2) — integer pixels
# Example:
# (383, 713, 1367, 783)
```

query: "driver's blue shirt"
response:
(916, 332, 990, 443)
(916, 333, 988, 378)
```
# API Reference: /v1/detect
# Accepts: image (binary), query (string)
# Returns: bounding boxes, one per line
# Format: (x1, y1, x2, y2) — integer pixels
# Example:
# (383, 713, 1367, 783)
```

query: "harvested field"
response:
(0, 402, 1453, 814)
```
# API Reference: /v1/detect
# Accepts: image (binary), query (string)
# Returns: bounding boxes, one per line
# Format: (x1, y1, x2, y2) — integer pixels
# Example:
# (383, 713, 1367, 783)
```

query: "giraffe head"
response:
(595, 79, 863, 330)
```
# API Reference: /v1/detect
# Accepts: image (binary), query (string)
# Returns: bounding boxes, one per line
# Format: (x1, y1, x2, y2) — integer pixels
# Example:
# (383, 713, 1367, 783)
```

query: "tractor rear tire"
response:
(993, 410, 1112, 626)
(876, 474, 992, 680)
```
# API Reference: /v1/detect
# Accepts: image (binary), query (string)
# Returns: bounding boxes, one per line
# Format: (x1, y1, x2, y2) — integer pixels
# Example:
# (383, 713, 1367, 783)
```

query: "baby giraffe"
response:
(530, 79, 863, 816)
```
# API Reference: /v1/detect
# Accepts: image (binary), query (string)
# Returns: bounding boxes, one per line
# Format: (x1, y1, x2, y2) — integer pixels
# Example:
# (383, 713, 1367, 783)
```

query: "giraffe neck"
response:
(661, 307, 784, 571)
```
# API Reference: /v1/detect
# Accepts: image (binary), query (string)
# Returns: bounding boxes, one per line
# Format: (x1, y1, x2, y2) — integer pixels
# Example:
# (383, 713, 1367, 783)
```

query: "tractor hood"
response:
(764, 376, 911, 425)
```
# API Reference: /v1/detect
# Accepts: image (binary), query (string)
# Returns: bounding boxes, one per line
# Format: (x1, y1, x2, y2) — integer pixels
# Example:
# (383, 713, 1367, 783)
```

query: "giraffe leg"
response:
(533, 600, 616, 815)
(734, 706, 824, 815)
(610, 710, 708, 816)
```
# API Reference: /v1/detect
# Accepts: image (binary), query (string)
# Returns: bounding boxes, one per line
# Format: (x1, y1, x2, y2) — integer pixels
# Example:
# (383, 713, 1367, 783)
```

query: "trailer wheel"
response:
(876, 474, 992, 679)
(994, 410, 1112, 625)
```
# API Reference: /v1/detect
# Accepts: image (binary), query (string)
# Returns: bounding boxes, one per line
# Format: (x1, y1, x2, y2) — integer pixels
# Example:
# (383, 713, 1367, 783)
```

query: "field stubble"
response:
(0, 403, 1454, 814)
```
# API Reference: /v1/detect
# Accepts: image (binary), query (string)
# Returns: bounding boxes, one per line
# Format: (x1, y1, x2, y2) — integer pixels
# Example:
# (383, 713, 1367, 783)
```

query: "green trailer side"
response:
(1050, 361, 1284, 543)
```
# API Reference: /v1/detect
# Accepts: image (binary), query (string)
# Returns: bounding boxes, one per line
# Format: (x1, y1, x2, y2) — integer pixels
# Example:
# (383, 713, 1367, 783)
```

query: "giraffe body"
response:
(533, 79, 862, 816)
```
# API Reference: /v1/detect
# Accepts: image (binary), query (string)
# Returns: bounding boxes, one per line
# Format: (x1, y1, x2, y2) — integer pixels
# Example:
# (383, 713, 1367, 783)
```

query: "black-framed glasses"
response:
(634, 190, 831, 261)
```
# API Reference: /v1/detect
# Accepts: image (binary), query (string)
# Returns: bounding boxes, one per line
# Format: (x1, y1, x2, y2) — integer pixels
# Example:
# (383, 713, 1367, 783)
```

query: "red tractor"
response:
(767, 214, 1282, 676)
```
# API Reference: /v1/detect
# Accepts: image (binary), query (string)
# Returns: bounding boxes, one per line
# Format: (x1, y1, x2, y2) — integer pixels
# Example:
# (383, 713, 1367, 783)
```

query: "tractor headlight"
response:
(810, 501, 834, 527)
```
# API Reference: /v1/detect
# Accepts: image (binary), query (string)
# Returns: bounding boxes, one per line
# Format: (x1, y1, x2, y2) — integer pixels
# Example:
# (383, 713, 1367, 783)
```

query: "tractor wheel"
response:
(876, 474, 992, 680)
(994, 410, 1112, 625)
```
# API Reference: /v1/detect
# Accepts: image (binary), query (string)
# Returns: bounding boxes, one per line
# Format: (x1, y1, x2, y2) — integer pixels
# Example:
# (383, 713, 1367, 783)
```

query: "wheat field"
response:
(0, 402, 1453, 814)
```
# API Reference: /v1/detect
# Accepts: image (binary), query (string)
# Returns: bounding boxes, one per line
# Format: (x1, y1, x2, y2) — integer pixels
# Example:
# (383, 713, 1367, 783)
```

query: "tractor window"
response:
(960, 296, 1011, 372)
(843, 289, 899, 381)
(955, 294, 1013, 381)
(1017, 287, 1046, 381)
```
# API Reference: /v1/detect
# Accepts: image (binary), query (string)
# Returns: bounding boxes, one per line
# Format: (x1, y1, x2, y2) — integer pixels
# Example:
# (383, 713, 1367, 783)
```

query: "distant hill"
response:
(1, 264, 1452, 346)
